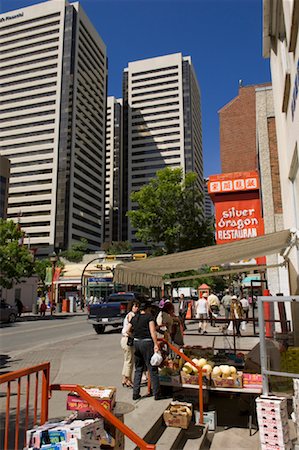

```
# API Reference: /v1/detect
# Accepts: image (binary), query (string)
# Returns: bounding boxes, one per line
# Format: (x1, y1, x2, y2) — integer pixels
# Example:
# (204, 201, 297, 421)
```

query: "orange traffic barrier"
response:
(263, 289, 273, 338)
(62, 298, 70, 312)
(0, 362, 50, 450)
(158, 338, 204, 425)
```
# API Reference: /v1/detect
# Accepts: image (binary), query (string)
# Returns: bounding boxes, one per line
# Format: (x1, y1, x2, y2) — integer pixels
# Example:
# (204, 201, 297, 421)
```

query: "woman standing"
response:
(127, 301, 162, 401)
(230, 295, 243, 337)
(120, 300, 140, 388)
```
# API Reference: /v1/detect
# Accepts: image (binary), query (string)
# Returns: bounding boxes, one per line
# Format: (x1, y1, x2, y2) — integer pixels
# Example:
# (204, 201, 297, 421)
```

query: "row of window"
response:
(132, 93, 179, 105)
(131, 109, 180, 120)
(131, 78, 179, 91)
(0, 119, 55, 132)
(132, 123, 180, 133)
(132, 130, 180, 142)
(1, 54, 58, 73)
(131, 138, 180, 149)
(1, 37, 60, 55)
(0, 18, 60, 39)
(1, 90, 56, 106)
(9, 189, 52, 198)
(1, 45, 59, 63)
(132, 100, 180, 112)
(131, 86, 179, 98)
(0, 100, 56, 115)
(0, 64, 58, 81)
(1, 81, 57, 98)
(131, 65, 178, 78)
(1, 128, 55, 141)
(1, 27, 59, 48)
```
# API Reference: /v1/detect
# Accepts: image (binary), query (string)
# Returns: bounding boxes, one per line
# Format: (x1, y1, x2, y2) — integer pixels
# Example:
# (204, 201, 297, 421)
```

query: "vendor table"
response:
(159, 381, 261, 435)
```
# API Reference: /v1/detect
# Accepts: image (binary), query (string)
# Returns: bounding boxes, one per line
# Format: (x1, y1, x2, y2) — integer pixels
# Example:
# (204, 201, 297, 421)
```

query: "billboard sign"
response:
(215, 198, 264, 244)
(208, 171, 259, 195)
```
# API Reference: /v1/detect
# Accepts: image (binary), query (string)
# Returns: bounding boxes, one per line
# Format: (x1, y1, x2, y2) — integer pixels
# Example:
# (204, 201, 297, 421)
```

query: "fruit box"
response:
(163, 401, 193, 429)
(211, 371, 243, 388)
(180, 370, 210, 386)
(67, 386, 116, 413)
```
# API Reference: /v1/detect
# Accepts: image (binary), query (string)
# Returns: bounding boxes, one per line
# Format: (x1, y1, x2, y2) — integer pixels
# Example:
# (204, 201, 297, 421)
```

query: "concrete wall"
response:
(1, 276, 38, 312)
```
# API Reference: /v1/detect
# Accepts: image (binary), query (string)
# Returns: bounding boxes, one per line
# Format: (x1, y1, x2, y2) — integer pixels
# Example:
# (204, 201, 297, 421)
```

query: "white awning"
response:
(114, 229, 294, 287)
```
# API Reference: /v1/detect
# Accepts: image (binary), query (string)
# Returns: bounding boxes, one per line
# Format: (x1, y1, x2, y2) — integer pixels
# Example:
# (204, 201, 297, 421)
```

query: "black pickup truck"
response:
(88, 291, 149, 334)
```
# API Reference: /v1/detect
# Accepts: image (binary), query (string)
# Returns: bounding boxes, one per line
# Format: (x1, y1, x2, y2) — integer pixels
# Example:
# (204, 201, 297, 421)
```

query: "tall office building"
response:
(104, 97, 122, 243)
(203, 178, 214, 220)
(0, 155, 10, 219)
(123, 53, 204, 248)
(0, 1, 107, 255)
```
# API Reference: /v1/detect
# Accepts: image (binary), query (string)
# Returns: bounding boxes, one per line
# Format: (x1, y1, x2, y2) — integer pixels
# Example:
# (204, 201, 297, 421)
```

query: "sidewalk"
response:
(19, 310, 88, 321)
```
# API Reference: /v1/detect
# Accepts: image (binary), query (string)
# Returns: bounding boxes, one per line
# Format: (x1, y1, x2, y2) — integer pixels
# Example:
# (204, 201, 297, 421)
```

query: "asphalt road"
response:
(0, 315, 94, 357)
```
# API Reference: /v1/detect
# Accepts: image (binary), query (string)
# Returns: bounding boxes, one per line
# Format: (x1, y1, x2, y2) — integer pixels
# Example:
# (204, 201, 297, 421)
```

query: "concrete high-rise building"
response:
(104, 97, 122, 243)
(123, 53, 203, 248)
(0, 1, 107, 255)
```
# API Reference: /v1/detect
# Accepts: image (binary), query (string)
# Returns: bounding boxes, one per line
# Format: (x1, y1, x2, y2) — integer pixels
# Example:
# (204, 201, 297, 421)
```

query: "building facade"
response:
(123, 53, 204, 248)
(219, 84, 270, 173)
(0, 155, 10, 219)
(104, 97, 122, 243)
(263, 0, 299, 295)
(0, 1, 107, 255)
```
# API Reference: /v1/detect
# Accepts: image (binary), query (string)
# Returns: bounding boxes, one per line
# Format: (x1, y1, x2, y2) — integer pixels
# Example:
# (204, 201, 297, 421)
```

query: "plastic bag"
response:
(150, 351, 163, 366)
(241, 321, 246, 331)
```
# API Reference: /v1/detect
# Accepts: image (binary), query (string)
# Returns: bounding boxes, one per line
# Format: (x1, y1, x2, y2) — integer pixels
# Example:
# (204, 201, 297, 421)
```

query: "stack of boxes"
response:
(256, 396, 291, 450)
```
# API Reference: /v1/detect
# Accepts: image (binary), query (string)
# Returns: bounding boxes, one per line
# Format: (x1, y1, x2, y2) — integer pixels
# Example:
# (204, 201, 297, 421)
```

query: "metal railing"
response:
(158, 338, 204, 424)
(50, 384, 155, 449)
(0, 362, 50, 450)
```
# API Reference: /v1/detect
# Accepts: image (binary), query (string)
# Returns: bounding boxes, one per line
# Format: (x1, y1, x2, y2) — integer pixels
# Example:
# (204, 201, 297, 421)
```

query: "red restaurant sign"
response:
(208, 171, 264, 246)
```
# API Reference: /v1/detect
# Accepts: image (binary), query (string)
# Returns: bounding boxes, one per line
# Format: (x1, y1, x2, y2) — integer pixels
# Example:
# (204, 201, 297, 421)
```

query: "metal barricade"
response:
(0, 362, 50, 450)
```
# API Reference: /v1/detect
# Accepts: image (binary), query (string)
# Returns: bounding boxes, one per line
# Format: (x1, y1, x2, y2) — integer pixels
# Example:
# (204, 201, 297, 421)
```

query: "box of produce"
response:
(211, 365, 242, 388)
(163, 401, 193, 429)
(159, 367, 181, 385)
(243, 373, 262, 389)
(180, 358, 212, 386)
(67, 386, 116, 413)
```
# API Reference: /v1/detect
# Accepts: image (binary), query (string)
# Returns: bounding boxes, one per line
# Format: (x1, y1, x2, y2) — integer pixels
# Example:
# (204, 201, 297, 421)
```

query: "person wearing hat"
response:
(230, 295, 243, 337)
(222, 289, 232, 320)
(195, 293, 208, 334)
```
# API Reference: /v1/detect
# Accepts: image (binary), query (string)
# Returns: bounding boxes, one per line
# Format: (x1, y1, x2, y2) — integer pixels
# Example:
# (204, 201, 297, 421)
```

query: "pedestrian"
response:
(178, 293, 188, 330)
(15, 298, 24, 317)
(240, 295, 249, 322)
(222, 289, 232, 320)
(230, 295, 243, 337)
(40, 299, 47, 317)
(195, 294, 208, 334)
(207, 291, 220, 326)
(80, 297, 85, 311)
(120, 300, 140, 388)
(127, 301, 163, 401)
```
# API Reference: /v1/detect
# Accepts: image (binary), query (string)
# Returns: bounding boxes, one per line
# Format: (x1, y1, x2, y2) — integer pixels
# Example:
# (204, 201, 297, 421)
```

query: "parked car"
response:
(88, 291, 152, 334)
(0, 301, 17, 323)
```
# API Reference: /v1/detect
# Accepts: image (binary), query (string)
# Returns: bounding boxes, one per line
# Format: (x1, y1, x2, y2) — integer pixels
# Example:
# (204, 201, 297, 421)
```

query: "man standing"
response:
(222, 289, 232, 320)
(207, 291, 220, 327)
(195, 293, 208, 334)
(178, 293, 188, 330)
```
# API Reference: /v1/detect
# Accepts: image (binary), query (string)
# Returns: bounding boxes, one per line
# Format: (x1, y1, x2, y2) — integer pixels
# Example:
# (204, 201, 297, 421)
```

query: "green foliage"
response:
(0, 219, 34, 289)
(128, 167, 214, 254)
(106, 241, 132, 255)
(34, 257, 64, 295)
(59, 238, 88, 262)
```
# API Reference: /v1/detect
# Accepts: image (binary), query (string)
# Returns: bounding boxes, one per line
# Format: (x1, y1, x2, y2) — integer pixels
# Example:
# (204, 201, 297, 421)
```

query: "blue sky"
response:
(1, 0, 271, 177)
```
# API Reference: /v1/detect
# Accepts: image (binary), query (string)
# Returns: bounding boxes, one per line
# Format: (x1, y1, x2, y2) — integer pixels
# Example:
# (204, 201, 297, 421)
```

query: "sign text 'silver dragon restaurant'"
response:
(208, 171, 265, 246)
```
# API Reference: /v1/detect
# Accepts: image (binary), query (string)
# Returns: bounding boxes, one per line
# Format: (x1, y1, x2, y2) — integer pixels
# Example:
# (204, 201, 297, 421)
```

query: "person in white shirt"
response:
(195, 293, 208, 334)
(120, 300, 140, 388)
(207, 292, 220, 327)
(240, 296, 249, 321)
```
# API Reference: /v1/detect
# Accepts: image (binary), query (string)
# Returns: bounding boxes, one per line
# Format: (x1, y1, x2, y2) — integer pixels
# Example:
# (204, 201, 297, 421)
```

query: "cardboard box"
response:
(163, 401, 193, 429)
(67, 386, 116, 413)
(195, 410, 217, 431)
(180, 370, 210, 386)
(211, 371, 243, 388)
(243, 373, 262, 389)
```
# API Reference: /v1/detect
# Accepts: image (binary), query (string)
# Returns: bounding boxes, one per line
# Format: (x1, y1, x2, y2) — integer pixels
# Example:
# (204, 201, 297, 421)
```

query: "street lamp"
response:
(49, 251, 58, 315)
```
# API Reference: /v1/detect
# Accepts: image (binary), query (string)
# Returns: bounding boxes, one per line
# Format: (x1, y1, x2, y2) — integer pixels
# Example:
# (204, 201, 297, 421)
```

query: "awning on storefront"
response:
(114, 229, 295, 288)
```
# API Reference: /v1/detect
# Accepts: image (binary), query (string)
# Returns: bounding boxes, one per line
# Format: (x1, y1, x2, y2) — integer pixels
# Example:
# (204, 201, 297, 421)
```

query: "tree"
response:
(59, 238, 88, 262)
(127, 167, 214, 254)
(106, 241, 132, 255)
(0, 219, 34, 289)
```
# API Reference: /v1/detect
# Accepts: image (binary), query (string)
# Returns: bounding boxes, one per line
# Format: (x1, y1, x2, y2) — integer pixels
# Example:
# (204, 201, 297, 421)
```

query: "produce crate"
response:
(163, 401, 193, 429)
(67, 386, 116, 413)
(211, 371, 243, 388)
(180, 371, 210, 386)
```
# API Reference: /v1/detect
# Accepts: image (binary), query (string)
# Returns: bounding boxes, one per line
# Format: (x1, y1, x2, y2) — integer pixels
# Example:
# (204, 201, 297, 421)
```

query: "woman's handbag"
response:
(127, 336, 134, 346)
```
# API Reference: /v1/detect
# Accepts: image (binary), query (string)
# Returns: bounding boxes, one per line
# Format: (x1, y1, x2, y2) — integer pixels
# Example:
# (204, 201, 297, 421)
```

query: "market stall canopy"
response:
(114, 229, 294, 287)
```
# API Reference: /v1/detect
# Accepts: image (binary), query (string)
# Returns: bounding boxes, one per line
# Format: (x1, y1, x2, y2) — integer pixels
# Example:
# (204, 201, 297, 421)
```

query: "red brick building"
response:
(219, 84, 270, 173)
